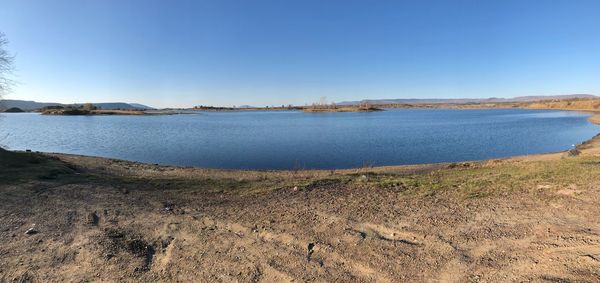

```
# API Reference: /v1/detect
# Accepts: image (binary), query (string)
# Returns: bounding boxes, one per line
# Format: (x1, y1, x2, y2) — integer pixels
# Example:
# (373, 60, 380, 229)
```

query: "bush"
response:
(82, 103, 97, 111)
(62, 109, 90, 115)
(4, 107, 24, 112)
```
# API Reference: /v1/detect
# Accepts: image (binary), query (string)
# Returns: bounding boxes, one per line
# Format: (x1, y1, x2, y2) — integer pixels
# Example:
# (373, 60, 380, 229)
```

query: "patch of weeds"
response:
(305, 178, 343, 191)
(466, 190, 491, 199)
(0, 150, 75, 183)
(376, 178, 405, 189)
(113, 176, 249, 193)
(103, 228, 156, 270)
(38, 167, 75, 180)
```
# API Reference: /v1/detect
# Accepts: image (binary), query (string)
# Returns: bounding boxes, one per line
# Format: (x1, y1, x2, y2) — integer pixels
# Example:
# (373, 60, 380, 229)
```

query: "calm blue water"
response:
(1, 109, 598, 169)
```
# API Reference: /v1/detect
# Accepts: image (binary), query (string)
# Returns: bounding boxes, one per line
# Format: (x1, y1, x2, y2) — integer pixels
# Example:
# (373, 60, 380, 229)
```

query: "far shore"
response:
(189, 97, 600, 113)
(7, 97, 600, 117)
(303, 106, 383, 113)
(40, 109, 189, 116)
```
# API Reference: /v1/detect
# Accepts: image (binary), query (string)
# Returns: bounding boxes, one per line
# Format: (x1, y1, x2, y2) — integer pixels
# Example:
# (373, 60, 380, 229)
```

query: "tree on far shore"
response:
(82, 103, 97, 111)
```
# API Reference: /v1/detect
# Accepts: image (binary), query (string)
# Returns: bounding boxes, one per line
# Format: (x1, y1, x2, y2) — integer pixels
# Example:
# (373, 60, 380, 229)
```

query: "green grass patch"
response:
(339, 156, 600, 199)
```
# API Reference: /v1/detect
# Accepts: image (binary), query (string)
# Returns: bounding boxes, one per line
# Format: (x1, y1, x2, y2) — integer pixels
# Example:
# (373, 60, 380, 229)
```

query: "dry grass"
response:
(366, 97, 600, 112)
(526, 98, 600, 112)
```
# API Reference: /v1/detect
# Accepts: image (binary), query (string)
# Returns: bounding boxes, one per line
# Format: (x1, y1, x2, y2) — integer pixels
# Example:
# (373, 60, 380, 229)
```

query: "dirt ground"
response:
(2, 135, 600, 282)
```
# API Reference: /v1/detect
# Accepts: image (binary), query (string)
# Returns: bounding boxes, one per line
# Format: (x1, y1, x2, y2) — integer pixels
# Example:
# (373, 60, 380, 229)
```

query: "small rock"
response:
(567, 148, 581, 157)
(87, 212, 99, 225)
(25, 227, 37, 235)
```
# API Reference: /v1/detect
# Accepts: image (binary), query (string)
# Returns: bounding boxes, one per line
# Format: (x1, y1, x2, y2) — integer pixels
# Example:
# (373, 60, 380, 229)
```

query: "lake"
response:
(1, 109, 598, 169)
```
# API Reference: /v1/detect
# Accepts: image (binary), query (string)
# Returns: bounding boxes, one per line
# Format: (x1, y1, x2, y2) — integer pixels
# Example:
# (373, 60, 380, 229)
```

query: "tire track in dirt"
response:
(179, 215, 396, 282)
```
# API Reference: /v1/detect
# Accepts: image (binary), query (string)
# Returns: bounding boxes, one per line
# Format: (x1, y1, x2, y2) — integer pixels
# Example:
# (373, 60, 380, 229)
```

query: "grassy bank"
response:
(0, 149, 75, 182)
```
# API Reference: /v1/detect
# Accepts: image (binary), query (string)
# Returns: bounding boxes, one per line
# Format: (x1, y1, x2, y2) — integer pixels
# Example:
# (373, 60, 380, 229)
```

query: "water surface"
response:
(1, 109, 597, 169)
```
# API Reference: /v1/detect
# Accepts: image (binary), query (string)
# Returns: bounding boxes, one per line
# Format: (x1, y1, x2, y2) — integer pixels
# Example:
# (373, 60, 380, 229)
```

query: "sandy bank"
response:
(588, 114, 600, 125)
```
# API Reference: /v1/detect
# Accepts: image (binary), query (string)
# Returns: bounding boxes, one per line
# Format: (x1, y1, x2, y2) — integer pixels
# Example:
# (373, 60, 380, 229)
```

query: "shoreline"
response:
(16, 111, 600, 175)
(41, 109, 187, 116)
(7, 111, 600, 173)
(12, 115, 600, 182)
(36, 130, 600, 176)
(8, 100, 600, 117)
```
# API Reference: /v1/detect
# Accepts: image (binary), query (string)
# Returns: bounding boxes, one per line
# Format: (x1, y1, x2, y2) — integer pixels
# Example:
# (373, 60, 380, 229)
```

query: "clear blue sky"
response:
(1, 0, 599, 108)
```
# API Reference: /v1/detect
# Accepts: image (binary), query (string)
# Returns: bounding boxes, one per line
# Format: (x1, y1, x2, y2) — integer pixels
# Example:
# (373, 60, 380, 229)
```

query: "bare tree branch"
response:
(0, 32, 16, 97)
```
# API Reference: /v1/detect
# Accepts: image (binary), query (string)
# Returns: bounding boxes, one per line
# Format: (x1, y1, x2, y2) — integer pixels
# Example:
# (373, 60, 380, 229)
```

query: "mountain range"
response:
(337, 94, 598, 105)
(0, 100, 155, 111)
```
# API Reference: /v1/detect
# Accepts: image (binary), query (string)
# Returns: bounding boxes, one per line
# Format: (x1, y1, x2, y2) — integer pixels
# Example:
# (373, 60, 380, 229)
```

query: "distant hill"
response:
(0, 100, 63, 110)
(72, 102, 155, 110)
(0, 100, 155, 111)
(337, 94, 599, 106)
(3, 107, 25, 113)
(129, 103, 154, 109)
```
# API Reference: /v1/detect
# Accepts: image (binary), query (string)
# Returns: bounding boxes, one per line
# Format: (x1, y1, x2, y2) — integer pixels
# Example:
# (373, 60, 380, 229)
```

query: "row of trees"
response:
(310, 96, 338, 109)
(308, 96, 372, 109)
